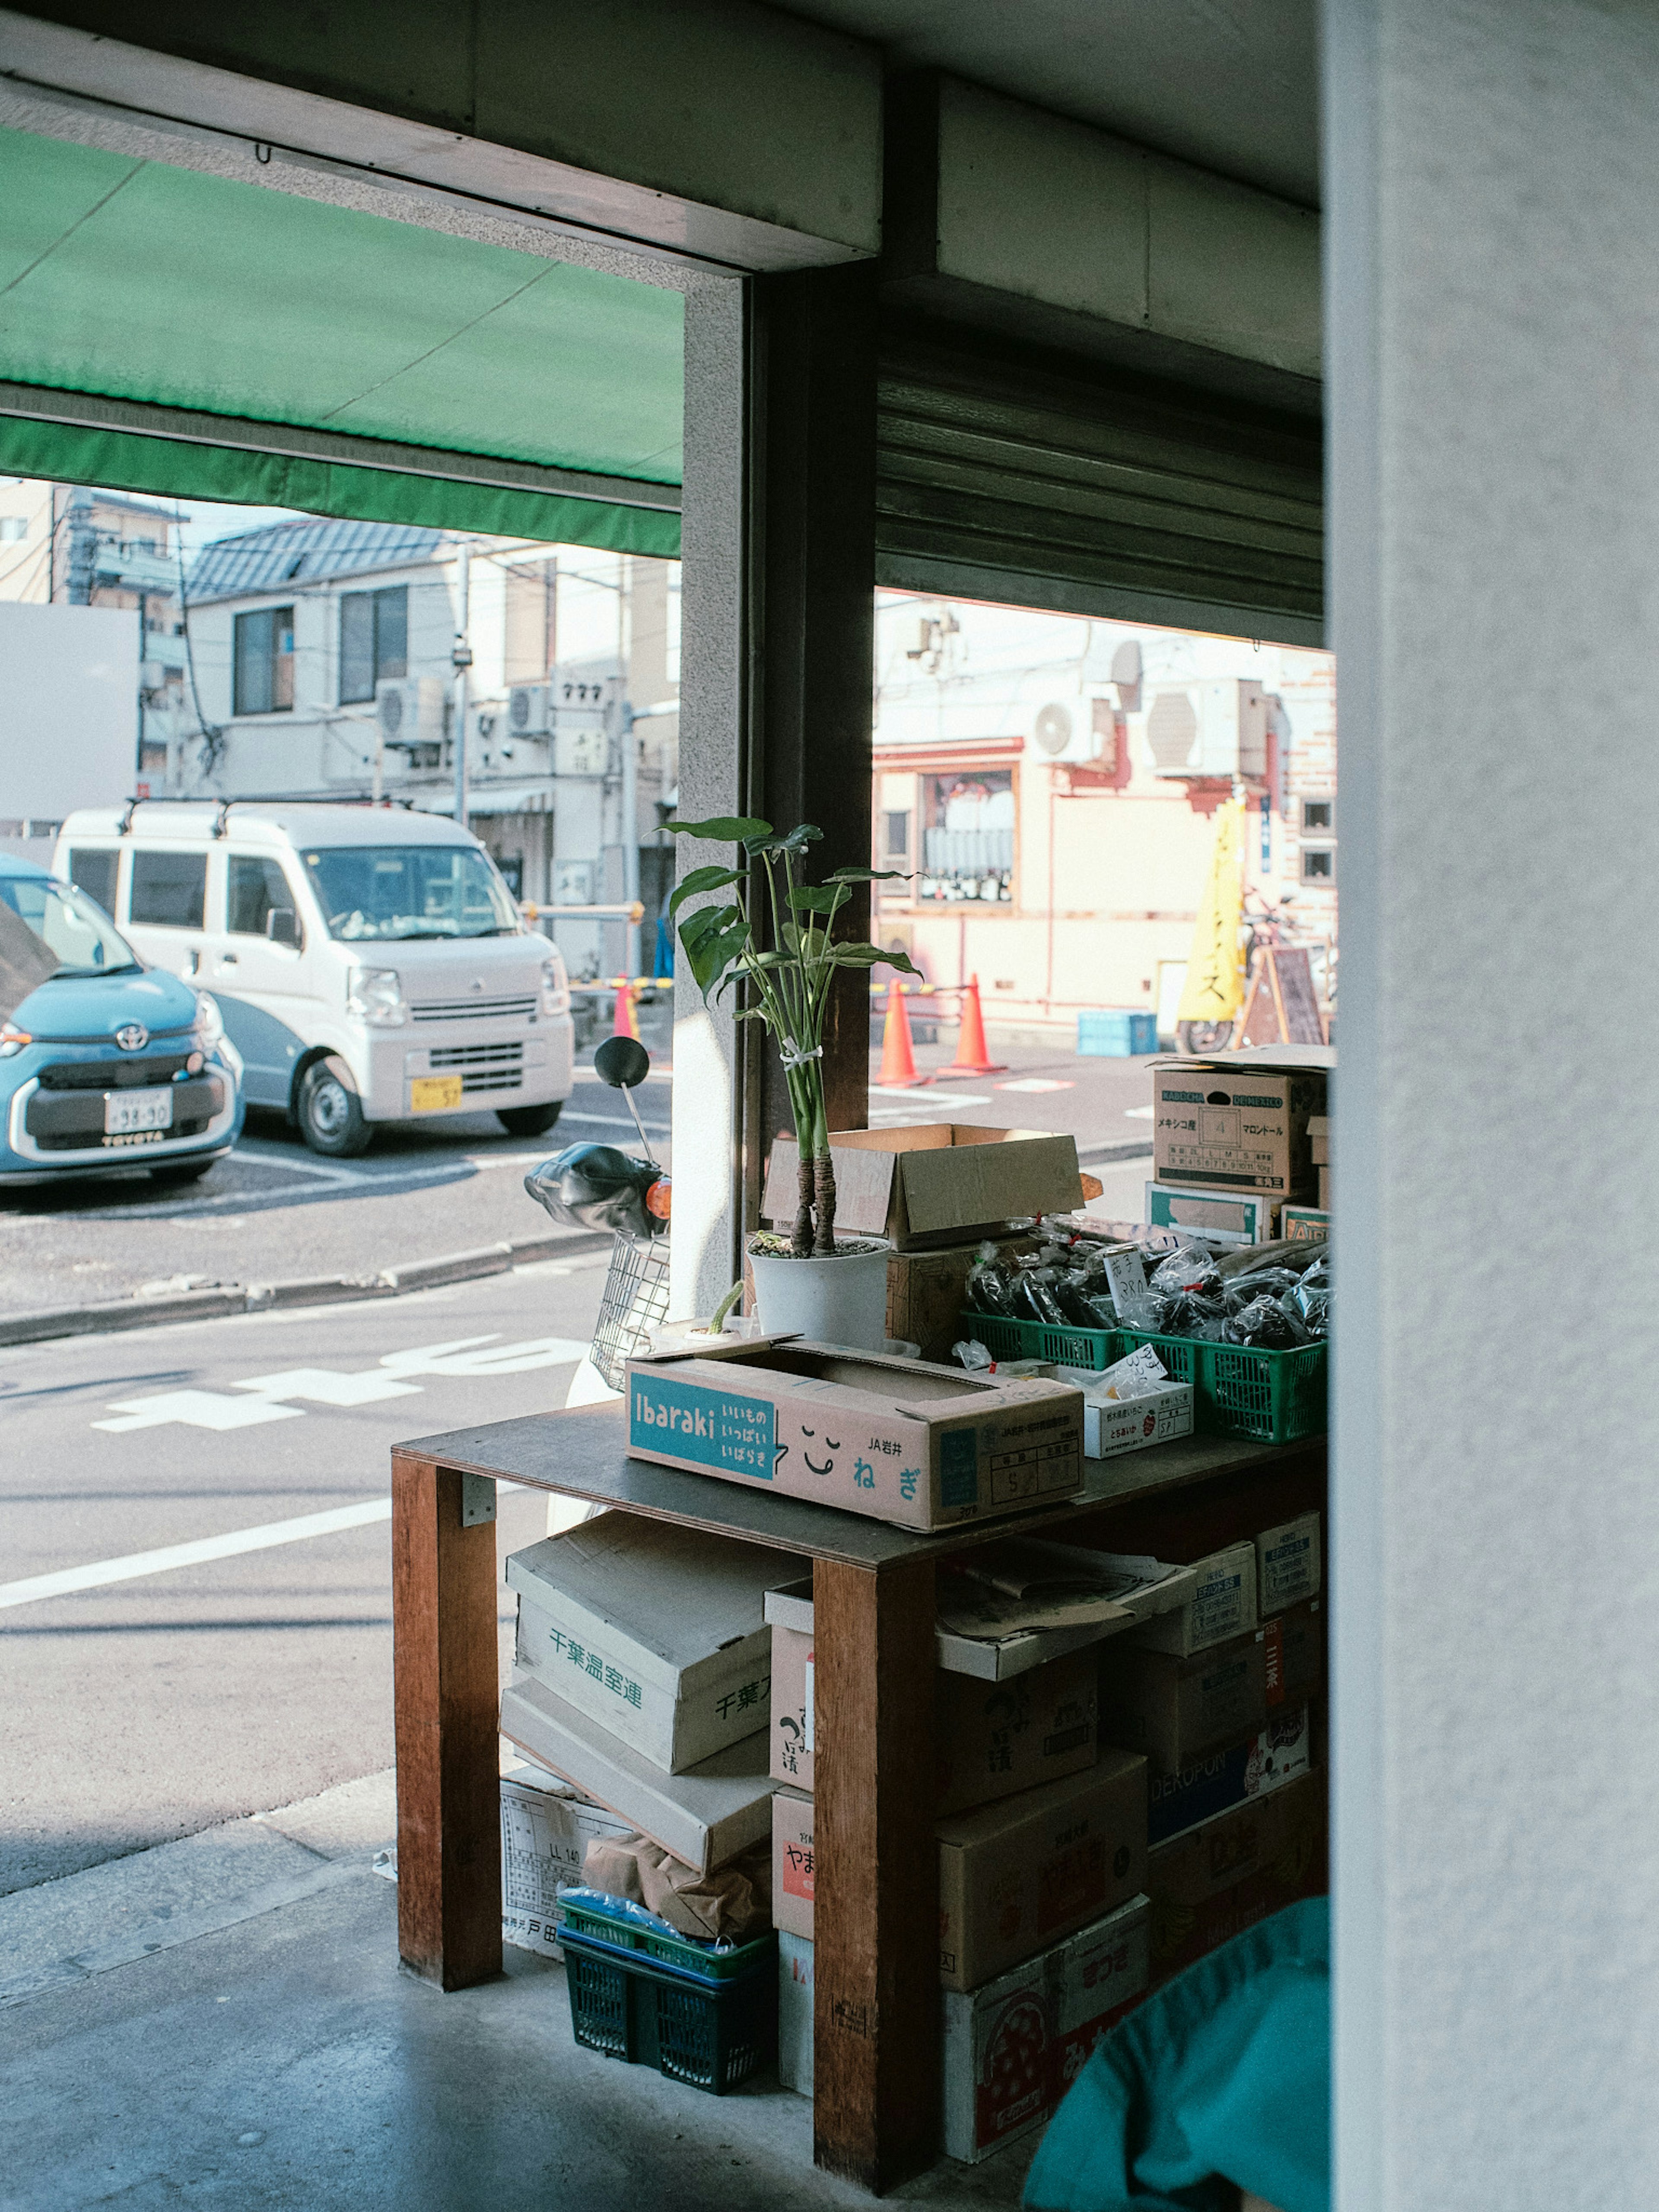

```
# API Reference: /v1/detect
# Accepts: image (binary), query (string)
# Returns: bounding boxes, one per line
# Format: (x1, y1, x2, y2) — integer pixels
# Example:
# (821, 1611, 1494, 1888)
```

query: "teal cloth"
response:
(1023, 1898, 1329, 2212)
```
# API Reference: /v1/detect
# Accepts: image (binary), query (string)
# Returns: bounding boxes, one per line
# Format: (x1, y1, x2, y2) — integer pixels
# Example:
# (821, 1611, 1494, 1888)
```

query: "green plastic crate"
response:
(1112, 1328, 1327, 1445)
(559, 1897, 774, 1983)
(561, 1927, 777, 2094)
(960, 1306, 1117, 1370)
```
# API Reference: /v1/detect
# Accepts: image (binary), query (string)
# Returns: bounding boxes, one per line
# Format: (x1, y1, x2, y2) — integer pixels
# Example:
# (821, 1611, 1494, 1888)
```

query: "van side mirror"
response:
(266, 906, 300, 947)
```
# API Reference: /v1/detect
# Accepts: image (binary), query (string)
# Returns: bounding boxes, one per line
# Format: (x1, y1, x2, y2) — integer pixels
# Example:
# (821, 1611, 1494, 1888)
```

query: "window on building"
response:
(0, 516, 27, 541)
(130, 849, 207, 928)
(228, 855, 300, 939)
(1300, 845, 1336, 884)
(884, 810, 910, 858)
(919, 771, 1015, 903)
(339, 585, 409, 704)
(68, 848, 120, 917)
(233, 606, 295, 715)
(1300, 796, 1335, 834)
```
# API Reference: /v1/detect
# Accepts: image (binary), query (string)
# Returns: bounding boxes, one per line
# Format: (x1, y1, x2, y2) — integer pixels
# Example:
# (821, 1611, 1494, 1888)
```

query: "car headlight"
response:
(192, 991, 225, 1052)
(347, 966, 408, 1027)
(0, 1021, 31, 1058)
(539, 954, 569, 1017)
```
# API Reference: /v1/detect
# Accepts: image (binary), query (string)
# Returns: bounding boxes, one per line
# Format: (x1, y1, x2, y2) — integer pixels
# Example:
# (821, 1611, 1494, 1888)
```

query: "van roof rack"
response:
(114, 794, 418, 835)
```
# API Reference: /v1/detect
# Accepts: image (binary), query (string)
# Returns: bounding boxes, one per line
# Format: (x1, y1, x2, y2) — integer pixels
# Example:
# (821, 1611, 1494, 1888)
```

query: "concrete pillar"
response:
(1326, 2, 1659, 2202)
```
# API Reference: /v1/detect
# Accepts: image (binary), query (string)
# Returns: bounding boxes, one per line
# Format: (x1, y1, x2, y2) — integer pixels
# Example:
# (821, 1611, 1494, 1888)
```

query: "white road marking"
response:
(1124, 1105, 1154, 1119)
(90, 1331, 591, 1431)
(0, 1499, 393, 1612)
(997, 1077, 1074, 1093)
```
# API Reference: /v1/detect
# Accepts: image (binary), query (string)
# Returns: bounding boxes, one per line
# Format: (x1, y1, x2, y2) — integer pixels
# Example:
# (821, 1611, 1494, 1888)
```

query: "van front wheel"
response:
(297, 1058, 370, 1157)
(497, 1102, 564, 1138)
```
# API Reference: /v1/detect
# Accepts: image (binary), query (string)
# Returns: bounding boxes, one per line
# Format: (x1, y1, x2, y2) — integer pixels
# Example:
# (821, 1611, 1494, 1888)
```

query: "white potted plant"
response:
(670, 814, 916, 1348)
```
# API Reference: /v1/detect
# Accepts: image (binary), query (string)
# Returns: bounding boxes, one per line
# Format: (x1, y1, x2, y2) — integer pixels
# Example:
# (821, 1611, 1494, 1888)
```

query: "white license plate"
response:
(105, 1085, 174, 1135)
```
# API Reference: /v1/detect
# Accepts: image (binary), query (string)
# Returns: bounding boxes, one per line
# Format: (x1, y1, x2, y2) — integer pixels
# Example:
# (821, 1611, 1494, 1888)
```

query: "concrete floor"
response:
(0, 1772, 1035, 2211)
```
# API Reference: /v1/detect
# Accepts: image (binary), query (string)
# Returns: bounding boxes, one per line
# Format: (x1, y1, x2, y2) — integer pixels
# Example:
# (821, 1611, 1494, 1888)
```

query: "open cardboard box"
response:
(627, 1339, 1084, 1532)
(763, 1124, 1083, 1252)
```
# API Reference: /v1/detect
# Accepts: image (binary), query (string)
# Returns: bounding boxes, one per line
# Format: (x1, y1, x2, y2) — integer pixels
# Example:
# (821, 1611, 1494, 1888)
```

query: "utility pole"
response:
(451, 542, 473, 830)
(66, 485, 95, 605)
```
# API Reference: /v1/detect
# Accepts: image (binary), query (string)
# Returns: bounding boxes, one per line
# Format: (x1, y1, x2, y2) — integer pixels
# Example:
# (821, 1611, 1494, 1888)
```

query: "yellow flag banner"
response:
(1177, 799, 1246, 1026)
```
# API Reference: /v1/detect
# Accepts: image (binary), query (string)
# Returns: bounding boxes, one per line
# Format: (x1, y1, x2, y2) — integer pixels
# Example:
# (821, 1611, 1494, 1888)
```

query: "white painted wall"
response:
(0, 600, 138, 817)
(1326, 1, 1659, 2203)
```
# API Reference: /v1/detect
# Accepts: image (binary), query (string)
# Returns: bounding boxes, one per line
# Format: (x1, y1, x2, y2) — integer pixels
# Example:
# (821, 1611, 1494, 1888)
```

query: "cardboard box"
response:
(1151, 1064, 1324, 1196)
(763, 1123, 1083, 1252)
(1050, 1894, 1153, 2101)
(1263, 1598, 1323, 1709)
(1257, 1512, 1321, 1613)
(1128, 1541, 1258, 1657)
(940, 1894, 1151, 2163)
(767, 1589, 1098, 1813)
(769, 1618, 814, 1791)
(778, 1929, 814, 2095)
(508, 1517, 804, 1773)
(626, 1342, 1083, 1532)
(886, 1235, 1034, 1362)
(1145, 1770, 1326, 1986)
(935, 1553, 1198, 1681)
(1083, 1380, 1194, 1460)
(1144, 1182, 1281, 1246)
(937, 1750, 1147, 1992)
(499, 1671, 776, 1874)
(1146, 1706, 1312, 1848)
(936, 1646, 1100, 1816)
(499, 1764, 636, 1960)
(772, 1786, 815, 1941)
(1099, 1632, 1268, 1776)
(1280, 1205, 1329, 1243)
(1308, 1115, 1329, 1166)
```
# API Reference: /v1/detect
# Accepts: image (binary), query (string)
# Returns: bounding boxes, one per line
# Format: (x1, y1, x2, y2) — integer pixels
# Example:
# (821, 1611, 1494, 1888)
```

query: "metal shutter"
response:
(874, 325, 1323, 645)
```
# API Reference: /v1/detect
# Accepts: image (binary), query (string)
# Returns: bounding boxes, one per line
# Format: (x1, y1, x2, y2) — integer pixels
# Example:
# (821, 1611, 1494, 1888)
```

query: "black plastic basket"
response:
(561, 1926, 776, 2093)
(590, 1233, 672, 1391)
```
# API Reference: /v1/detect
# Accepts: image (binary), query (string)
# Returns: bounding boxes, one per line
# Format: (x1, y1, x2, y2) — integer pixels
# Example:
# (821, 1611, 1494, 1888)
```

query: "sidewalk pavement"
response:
(0, 1769, 1033, 2211)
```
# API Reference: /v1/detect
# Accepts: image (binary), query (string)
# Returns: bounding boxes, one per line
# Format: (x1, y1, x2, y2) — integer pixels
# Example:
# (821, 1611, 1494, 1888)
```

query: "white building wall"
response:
(1328, 1, 1659, 2205)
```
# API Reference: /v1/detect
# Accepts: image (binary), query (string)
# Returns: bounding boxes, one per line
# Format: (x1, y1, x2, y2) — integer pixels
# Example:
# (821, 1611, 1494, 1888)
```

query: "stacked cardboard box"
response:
(766, 1578, 1150, 2156)
(498, 1513, 809, 1875)
(1148, 1051, 1330, 1238)
(1105, 1512, 1328, 1989)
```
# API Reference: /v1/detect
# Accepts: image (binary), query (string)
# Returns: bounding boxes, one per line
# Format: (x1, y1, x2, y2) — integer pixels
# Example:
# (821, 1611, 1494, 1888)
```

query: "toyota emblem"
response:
(115, 1023, 149, 1052)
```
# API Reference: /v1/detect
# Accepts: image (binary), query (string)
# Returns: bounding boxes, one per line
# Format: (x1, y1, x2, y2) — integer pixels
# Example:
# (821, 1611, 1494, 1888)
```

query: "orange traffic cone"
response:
(612, 979, 641, 1042)
(947, 975, 1006, 1074)
(878, 976, 931, 1088)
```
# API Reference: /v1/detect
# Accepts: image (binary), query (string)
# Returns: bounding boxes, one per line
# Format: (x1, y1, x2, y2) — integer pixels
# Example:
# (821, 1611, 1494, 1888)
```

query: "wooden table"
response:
(390, 1404, 1325, 2195)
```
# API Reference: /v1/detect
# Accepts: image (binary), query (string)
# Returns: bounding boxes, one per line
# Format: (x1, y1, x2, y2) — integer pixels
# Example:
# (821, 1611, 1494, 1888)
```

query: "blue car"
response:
(0, 855, 244, 1187)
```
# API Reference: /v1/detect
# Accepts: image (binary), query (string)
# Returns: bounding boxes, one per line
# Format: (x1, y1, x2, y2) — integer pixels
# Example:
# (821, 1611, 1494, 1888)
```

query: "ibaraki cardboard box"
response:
(1151, 1062, 1324, 1196)
(625, 1342, 1084, 1532)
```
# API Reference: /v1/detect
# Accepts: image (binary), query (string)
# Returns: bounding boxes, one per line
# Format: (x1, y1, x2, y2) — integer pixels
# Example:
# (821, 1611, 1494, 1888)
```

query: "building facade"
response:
(871, 593, 1337, 1040)
(174, 517, 680, 981)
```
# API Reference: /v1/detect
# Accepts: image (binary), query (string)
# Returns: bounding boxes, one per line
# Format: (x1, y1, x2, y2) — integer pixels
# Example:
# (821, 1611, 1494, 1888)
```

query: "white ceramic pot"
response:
(749, 1239, 892, 1351)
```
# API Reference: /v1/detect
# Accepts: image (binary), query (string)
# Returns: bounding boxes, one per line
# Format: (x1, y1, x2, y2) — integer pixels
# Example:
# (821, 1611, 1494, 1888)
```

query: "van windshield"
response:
(300, 845, 520, 941)
(0, 874, 140, 977)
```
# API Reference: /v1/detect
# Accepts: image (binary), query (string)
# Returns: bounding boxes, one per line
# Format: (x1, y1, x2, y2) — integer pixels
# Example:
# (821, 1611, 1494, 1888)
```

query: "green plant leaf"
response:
(824, 866, 911, 884)
(745, 821, 823, 857)
(685, 921, 752, 1002)
(668, 865, 745, 920)
(668, 815, 772, 842)
(679, 900, 743, 953)
(786, 885, 847, 914)
(830, 943, 922, 973)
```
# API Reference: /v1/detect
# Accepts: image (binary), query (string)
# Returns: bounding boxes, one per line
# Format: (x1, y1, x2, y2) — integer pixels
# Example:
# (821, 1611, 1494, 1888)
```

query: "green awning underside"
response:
(0, 126, 683, 556)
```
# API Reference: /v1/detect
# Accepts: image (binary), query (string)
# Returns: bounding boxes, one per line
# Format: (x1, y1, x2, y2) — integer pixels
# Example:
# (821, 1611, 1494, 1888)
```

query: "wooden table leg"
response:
(813, 1555, 938, 2193)
(391, 1452, 502, 1989)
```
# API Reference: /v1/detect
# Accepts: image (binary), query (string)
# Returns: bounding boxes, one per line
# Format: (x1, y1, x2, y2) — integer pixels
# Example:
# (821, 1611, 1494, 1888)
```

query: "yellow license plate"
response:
(409, 1075, 465, 1113)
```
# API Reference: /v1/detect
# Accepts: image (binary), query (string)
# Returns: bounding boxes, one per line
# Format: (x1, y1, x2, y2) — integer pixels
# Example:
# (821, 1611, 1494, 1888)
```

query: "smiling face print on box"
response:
(776, 1417, 842, 1482)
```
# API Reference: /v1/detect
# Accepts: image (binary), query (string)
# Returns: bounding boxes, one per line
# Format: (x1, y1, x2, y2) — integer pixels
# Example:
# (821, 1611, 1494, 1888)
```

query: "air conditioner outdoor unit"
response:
(376, 677, 448, 749)
(508, 681, 552, 736)
(1030, 698, 1105, 765)
(1144, 679, 1268, 779)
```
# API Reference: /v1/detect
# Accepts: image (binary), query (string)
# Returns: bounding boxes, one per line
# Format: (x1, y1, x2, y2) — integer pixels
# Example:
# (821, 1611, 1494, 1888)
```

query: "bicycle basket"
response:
(591, 1234, 673, 1391)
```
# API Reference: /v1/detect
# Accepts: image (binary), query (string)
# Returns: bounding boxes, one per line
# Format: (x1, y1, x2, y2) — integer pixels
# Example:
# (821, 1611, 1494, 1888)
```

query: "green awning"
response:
(0, 125, 683, 555)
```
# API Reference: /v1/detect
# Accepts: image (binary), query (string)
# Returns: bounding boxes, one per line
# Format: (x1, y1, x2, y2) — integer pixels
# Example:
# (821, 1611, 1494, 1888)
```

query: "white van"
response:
(54, 802, 573, 1157)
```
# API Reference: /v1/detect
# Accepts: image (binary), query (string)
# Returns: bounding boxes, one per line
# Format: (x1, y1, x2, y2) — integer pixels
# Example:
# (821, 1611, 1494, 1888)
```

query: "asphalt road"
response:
(0, 1259, 610, 1895)
(0, 1040, 1154, 1317)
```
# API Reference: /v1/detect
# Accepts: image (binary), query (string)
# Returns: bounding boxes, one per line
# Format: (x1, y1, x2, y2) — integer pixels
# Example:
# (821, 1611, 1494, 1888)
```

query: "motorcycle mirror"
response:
(594, 1036, 650, 1090)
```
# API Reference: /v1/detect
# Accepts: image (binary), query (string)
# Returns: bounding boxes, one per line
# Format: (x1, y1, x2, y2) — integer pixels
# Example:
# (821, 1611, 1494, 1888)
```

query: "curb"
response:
(0, 1229, 616, 1349)
(1075, 1140, 1154, 1167)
